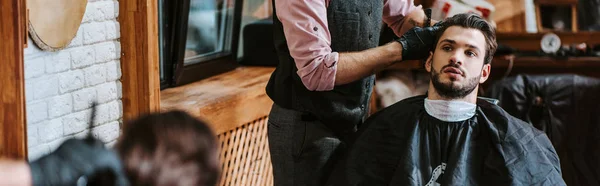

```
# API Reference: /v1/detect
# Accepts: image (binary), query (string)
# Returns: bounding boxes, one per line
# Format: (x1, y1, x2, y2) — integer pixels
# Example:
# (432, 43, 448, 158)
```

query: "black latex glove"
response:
(29, 138, 129, 186)
(396, 24, 442, 61)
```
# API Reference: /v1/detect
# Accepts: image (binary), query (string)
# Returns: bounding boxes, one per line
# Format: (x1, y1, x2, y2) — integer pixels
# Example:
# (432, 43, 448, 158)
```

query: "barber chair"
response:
(485, 74, 600, 186)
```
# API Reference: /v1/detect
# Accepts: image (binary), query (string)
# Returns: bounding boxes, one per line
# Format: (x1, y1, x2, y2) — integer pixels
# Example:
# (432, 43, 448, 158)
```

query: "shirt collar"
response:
(424, 98, 476, 122)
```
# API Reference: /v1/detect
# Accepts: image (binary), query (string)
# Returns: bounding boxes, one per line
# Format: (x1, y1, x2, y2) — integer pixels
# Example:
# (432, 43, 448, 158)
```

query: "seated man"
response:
(328, 13, 566, 185)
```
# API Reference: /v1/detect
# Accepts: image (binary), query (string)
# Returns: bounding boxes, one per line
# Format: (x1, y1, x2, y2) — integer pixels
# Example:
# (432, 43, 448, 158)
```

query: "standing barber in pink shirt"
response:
(265, 0, 440, 185)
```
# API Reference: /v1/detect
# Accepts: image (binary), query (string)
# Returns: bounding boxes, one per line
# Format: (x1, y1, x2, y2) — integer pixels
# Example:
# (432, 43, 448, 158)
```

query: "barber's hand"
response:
(29, 138, 129, 186)
(396, 23, 442, 61)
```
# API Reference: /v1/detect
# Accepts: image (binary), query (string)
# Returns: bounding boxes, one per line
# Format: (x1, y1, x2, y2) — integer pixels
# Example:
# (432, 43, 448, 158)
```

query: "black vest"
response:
(266, 0, 383, 134)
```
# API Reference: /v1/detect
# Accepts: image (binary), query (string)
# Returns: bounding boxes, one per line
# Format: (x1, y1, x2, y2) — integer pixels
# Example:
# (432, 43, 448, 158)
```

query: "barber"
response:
(265, 0, 440, 185)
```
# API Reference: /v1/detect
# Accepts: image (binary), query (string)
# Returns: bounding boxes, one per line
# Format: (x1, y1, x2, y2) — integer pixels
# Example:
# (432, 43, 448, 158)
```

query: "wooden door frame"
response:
(0, 0, 28, 159)
(119, 0, 161, 122)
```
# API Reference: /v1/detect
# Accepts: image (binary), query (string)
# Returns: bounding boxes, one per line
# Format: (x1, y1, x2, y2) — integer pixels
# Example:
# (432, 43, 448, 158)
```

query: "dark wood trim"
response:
(175, 57, 238, 86)
(119, 0, 161, 122)
(0, 0, 27, 159)
(497, 32, 600, 51)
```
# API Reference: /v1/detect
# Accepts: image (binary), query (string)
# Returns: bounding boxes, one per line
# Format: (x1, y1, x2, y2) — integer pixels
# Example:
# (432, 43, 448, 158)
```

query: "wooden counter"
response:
(161, 66, 275, 135)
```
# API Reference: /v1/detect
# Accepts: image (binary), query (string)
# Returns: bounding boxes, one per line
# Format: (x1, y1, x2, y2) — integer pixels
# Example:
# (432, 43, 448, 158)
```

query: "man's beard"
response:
(430, 64, 481, 99)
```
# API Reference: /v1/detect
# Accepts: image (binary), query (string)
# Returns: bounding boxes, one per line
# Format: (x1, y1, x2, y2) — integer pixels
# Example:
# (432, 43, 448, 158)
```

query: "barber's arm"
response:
(383, 0, 439, 36)
(276, 0, 437, 90)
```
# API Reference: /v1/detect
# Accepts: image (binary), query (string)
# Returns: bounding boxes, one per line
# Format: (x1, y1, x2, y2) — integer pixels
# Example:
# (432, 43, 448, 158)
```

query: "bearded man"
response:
(328, 13, 566, 186)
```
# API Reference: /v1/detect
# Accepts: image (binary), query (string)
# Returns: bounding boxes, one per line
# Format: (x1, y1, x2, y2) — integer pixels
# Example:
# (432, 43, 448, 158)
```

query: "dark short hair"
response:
(434, 13, 497, 64)
(115, 111, 220, 186)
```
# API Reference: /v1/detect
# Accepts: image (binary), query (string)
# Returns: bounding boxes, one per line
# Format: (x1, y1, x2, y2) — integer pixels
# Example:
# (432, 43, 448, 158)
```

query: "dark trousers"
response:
(268, 103, 343, 186)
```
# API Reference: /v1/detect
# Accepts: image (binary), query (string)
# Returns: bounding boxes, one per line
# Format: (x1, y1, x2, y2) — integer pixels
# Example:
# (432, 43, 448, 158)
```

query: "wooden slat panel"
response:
(217, 117, 273, 186)
(119, 0, 161, 123)
(0, 0, 27, 159)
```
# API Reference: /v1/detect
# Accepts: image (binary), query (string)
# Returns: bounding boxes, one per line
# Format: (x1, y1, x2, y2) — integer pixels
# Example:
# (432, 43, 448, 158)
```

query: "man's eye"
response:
(442, 46, 452, 51)
(466, 51, 476, 57)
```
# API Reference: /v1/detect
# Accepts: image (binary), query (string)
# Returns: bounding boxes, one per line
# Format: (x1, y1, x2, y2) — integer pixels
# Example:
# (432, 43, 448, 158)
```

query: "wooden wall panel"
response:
(0, 0, 27, 159)
(119, 0, 161, 122)
(489, 0, 526, 33)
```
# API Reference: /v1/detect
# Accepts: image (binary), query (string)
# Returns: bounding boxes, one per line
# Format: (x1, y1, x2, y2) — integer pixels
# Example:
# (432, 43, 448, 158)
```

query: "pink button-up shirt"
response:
(275, 0, 418, 91)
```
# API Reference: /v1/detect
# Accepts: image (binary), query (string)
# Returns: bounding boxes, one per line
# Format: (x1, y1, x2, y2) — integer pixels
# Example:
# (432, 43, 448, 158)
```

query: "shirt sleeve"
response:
(382, 0, 420, 37)
(275, 0, 338, 91)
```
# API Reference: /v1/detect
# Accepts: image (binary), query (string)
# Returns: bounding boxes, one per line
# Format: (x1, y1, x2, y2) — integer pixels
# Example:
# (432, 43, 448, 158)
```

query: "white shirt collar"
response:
(424, 98, 476, 122)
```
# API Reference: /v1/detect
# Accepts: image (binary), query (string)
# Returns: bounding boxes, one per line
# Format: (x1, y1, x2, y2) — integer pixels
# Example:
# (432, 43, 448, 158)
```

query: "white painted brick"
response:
(27, 101, 48, 124)
(95, 1, 117, 21)
(94, 102, 113, 125)
(25, 81, 34, 103)
(48, 94, 73, 118)
(82, 22, 108, 44)
(82, 4, 94, 23)
(24, 38, 39, 56)
(111, 100, 123, 121)
(72, 87, 97, 111)
(92, 2, 108, 22)
(24, 38, 52, 58)
(92, 121, 120, 143)
(116, 81, 123, 99)
(95, 42, 119, 63)
(31, 75, 59, 100)
(28, 144, 50, 161)
(48, 137, 70, 152)
(83, 65, 107, 86)
(67, 28, 84, 48)
(106, 22, 120, 40)
(97, 81, 118, 103)
(40, 118, 64, 142)
(58, 70, 85, 93)
(27, 125, 40, 148)
(106, 60, 122, 81)
(25, 56, 46, 79)
(71, 47, 95, 69)
(46, 51, 71, 73)
(63, 109, 92, 135)
(26, 0, 124, 158)
(74, 129, 91, 139)
(114, 1, 119, 18)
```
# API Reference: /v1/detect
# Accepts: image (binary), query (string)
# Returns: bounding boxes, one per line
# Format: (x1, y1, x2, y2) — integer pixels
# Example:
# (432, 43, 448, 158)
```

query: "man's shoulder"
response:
(476, 98, 550, 144)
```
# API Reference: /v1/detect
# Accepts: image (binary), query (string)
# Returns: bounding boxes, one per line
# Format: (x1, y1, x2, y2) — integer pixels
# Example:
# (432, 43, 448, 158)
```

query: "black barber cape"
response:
(328, 95, 566, 186)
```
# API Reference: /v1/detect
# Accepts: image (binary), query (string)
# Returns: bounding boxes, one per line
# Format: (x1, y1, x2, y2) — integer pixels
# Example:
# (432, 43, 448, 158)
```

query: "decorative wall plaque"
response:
(28, 0, 87, 51)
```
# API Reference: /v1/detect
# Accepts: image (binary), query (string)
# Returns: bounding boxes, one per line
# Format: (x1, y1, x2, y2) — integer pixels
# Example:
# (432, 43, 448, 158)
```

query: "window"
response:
(159, 0, 242, 89)
(184, 0, 236, 65)
(159, 0, 273, 89)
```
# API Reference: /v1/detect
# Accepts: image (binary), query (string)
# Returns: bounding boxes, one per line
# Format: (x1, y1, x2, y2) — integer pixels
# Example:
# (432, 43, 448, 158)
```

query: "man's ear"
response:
(479, 63, 491, 83)
(425, 51, 433, 72)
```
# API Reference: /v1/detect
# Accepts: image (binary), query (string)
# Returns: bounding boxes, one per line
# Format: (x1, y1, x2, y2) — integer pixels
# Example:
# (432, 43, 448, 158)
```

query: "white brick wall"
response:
(25, 0, 122, 161)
